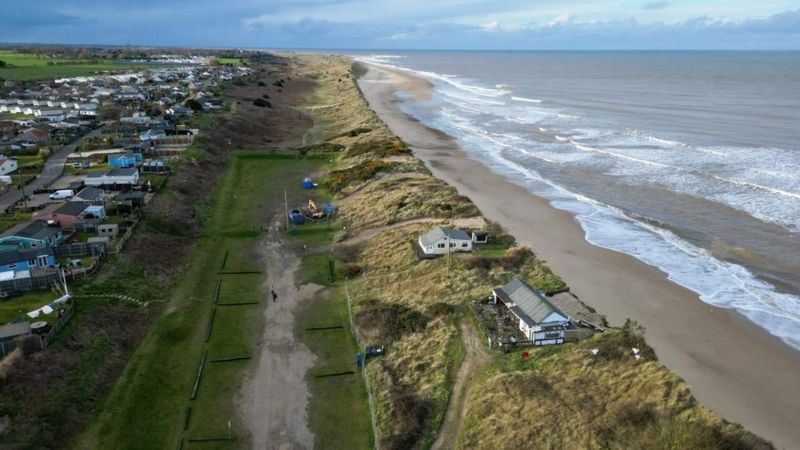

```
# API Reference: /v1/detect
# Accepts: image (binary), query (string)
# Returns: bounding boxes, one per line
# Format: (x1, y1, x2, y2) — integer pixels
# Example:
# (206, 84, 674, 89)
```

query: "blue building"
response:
(0, 221, 64, 251)
(0, 248, 56, 273)
(108, 152, 143, 168)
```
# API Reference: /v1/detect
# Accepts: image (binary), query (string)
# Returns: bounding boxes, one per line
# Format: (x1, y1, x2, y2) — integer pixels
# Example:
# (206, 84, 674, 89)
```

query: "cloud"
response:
(643, 1, 670, 10)
(480, 21, 500, 32)
(0, 1, 798, 49)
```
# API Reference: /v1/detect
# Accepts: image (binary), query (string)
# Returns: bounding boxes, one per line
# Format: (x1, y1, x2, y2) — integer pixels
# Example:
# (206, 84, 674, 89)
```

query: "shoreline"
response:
(357, 62, 800, 449)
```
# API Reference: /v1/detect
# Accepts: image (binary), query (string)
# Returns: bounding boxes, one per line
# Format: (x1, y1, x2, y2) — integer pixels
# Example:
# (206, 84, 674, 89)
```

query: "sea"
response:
(353, 51, 800, 351)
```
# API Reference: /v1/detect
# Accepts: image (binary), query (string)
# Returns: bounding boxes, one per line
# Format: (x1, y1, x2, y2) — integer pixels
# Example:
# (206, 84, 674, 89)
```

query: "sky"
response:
(1, 0, 799, 50)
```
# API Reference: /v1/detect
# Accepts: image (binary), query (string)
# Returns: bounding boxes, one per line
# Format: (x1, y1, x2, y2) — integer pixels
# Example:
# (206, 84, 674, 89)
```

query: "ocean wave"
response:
(475, 145, 800, 351)
(511, 96, 542, 103)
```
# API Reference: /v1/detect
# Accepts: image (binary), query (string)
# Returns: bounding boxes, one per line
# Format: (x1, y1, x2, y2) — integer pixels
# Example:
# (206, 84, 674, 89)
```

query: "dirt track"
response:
(431, 320, 494, 450)
(239, 217, 318, 449)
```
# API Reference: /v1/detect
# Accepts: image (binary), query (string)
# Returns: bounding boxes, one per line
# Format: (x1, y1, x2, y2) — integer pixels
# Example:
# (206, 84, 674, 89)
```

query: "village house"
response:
(108, 151, 142, 168)
(492, 278, 571, 346)
(0, 221, 64, 251)
(85, 168, 140, 189)
(418, 226, 473, 256)
(72, 186, 106, 204)
(34, 202, 105, 229)
(0, 247, 56, 273)
(0, 157, 18, 176)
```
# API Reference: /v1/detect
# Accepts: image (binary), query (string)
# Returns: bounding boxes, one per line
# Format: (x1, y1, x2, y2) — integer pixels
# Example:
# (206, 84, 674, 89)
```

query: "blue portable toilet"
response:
(289, 209, 305, 225)
(301, 177, 314, 189)
(322, 204, 336, 216)
(356, 352, 362, 368)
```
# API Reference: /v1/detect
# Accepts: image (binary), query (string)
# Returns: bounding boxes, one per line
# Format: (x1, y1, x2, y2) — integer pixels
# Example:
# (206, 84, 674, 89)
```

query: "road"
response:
(0, 126, 106, 214)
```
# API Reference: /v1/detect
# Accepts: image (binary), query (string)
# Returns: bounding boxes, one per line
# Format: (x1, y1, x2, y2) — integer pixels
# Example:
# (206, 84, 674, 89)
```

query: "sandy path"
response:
(339, 216, 486, 247)
(358, 64, 800, 449)
(432, 321, 493, 450)
(239, 219, 317, 450)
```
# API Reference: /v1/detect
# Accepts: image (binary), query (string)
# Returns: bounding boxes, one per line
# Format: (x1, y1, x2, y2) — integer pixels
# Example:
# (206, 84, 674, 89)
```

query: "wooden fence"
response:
(0, 303, 74, 360)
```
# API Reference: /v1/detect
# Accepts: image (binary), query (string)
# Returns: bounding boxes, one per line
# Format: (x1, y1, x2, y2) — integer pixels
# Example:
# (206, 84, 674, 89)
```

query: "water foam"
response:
(511, 96, 543, 103)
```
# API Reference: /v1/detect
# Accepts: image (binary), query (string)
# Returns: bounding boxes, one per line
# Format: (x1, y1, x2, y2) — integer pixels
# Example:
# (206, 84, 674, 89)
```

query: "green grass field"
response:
(76, 151, 335, 450)
(0, 51, 163, 80)
(216, 57, 243, 65)
(296, 286, 373, 450)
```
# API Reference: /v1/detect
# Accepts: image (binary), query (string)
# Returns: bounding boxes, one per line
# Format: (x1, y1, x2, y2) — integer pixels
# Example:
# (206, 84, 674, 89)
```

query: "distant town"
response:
(0, 48, 248, 347)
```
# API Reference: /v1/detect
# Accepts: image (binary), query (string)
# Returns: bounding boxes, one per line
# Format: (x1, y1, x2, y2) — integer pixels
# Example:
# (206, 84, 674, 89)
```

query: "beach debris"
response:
(632, 347, 641, 360)
(590, 348, 599, 356)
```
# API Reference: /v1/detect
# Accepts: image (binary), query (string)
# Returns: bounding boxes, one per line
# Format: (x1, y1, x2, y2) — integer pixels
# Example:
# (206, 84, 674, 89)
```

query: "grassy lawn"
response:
(216, 57, 243, 65)
(296, 284, 373, 450)
(0, 51, 167, 81)
(298, 253, 335, 286)
(0, 290, 58, 325)
(0, 212, 31, 233)
(77, 151, 332, 450)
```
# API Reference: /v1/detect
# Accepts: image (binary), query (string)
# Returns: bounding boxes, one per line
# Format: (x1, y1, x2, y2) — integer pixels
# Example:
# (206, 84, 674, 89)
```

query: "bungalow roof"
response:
(495, 278, 568, 325)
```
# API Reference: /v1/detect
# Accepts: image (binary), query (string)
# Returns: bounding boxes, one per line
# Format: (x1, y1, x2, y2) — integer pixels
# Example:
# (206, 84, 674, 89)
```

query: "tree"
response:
(99, 104, 124, 121)
(0, 60, 6, 67)
(185, 98, 203, 112)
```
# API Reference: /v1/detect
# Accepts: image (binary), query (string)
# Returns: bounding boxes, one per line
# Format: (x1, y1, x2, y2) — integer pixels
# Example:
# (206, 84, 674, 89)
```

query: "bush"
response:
(338, 262, 362, 278)
(594, 320, 657, 361)
(333, 242, 363, 263)
(253, 98, 271, 108)
(257, 81, 266, 87)
(345, 138, 411, 158)
(354, 302, 428, 342)
(324, 160, 398, 192)
(185, 98, 203, 111)
(381, 384, 430, 450)
(463, 246, 533, 270)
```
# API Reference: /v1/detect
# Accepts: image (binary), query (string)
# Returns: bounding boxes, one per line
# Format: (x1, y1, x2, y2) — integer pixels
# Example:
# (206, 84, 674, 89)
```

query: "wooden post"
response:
(284, 187, 289, 230)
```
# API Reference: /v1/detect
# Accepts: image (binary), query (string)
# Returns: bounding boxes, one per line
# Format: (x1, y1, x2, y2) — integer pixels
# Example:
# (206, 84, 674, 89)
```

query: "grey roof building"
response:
(493, 278, 570, 345)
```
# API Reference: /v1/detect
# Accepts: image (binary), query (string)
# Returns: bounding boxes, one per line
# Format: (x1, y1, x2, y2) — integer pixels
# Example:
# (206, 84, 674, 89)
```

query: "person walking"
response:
(271, 286, 278, 303)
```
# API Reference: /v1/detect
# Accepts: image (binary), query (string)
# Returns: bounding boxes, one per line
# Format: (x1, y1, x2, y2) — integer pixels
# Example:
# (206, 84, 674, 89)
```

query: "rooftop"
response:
(495, 278, 569, 326)
(419, 227, 471, 246)
(2, 221, 61, 241)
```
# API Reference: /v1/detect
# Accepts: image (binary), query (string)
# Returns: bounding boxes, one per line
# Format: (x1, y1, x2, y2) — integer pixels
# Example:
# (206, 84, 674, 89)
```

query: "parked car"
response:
(0, 290, 22, 300)
(49, 189, 75, 200)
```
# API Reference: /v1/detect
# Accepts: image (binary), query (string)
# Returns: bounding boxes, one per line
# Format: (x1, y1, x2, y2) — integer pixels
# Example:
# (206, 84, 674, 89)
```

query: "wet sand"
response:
(357, 63, 800, 449)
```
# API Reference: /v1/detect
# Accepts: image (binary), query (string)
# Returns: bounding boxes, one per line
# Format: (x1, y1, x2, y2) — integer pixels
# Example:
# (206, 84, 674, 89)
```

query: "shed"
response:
(87, 236, 111, 247)
(97, 224, 119, 237)
(472, 231, 489, 244)
(0, 322, 30, 343)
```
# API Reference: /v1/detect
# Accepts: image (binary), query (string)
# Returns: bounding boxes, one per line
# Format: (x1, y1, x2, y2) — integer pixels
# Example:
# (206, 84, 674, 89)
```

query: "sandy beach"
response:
(357, 63, 800, 449)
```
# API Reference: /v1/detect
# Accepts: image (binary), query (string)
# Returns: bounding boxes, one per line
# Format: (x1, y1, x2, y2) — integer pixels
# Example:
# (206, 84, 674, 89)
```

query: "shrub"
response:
(257, 81, 266, 87)
(333, 242, 363, 263)
(325, 160, 398, 192)
(345, 138, 411, 158)
(253, 98, 271, 108)
(354, 302, 428, 342)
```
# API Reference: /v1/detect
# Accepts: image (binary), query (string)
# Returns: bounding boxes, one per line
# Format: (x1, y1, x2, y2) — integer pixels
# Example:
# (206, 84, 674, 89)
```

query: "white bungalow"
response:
(492, 278, 571, 345)
(417, 227, 472, 256)
(0, 158, 18, 176)
(85, 168, 140, 188)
